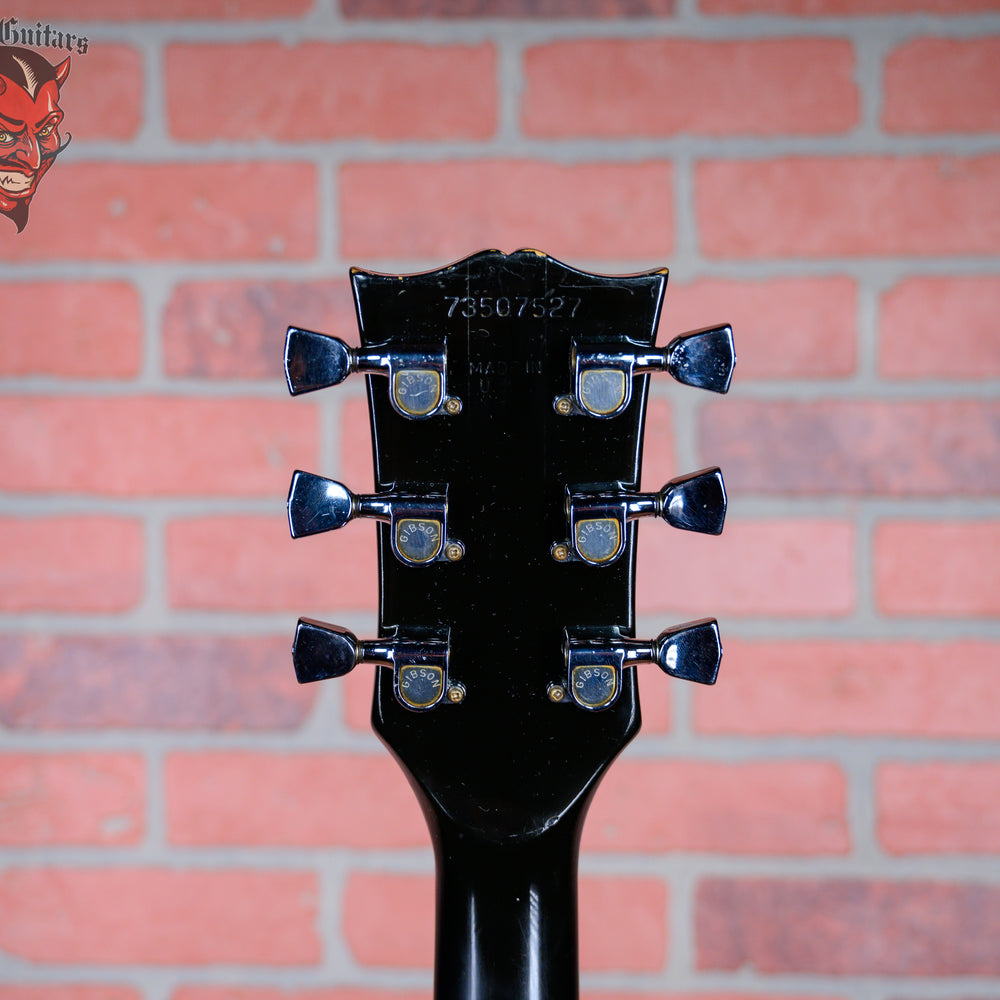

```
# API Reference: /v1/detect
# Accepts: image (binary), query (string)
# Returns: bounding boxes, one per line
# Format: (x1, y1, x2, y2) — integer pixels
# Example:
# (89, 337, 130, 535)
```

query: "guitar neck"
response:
(432, 811, 585, 1000)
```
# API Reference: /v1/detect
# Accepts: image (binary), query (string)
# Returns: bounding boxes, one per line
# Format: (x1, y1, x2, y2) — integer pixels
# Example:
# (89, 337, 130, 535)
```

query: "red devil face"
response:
(0, 50, 69, 232)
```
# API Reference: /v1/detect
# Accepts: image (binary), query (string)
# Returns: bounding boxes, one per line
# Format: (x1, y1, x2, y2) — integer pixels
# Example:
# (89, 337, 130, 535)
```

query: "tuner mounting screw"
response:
(551, 543, 570, 562)
(444, 397, 462, 416)
(547, 683, 567, 703)
(554, 396, 574, 416)
(445, 541, 465, 562)
(447, 683, 466, 704)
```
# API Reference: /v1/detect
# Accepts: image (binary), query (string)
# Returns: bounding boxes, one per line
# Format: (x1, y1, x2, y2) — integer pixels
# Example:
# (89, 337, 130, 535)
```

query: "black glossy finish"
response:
(285, 250, 733, 1000)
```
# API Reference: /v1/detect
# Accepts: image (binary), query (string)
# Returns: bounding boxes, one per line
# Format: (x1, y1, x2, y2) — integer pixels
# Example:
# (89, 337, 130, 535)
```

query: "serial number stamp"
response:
(444, 293, 582, 320)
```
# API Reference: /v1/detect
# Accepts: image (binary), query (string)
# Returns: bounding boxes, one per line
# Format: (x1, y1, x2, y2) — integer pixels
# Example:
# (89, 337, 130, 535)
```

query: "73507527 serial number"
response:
(444, 295, 582, 320)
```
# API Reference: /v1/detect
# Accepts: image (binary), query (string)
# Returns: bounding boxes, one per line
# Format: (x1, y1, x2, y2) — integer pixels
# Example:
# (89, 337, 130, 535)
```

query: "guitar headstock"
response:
(284, 249, 734, 840)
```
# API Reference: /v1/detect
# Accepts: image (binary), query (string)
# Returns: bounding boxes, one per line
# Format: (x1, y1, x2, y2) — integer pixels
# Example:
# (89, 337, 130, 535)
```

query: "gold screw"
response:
(551, 544, 569, 562)
(445, 541, 465, 562)
(447, 684, 466, 704)
(444, 397, 462, 415)
(547, 683, 567, 703)
(554, 396, 573, 416)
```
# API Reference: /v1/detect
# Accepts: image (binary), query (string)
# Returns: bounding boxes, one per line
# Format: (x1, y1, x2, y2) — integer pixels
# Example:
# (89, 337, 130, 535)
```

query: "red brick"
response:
(0, 635, 313, 730)
(702, 0, 1000, 11)
(879, 762, 1000, 854)
(697, 156, 1000, 258)
(632, 664, 673, 733)
(880, 276, 1000, 378)
(0, 989, 141, 1000)
(341, 396, 376, 486)
(168, 43, 495, 141)
(60, 45, 142, 139)
(2, 0, 311, 16)
(636, 518, 854, 617)
(885, 39, 1000, 133)
(0, 516, 142, 612)
(696, 877, 1000, 974)
(876, 521, 1000, 616)
(0, 281, 141, 378)
(589, 996, 845, 1000)
(344, 872, 666, 971)
(588, 995, 846, 1000)
(662, 277, 856, 378)
(889, 997, 1000, 1000)
(640, 398, 677, 489)
(701, 400, 1000, 496)
(340, 161, 672, 262)
(0, 163, 316, 261)
(524, 39, 856, 137)
(0, 753, 143, 846)
(343, 0, 674, 13)
(168, 514, 377, 611)
(167, 751, 426, 847)
(343, 665, 376, 730)
(583, 759, 847, 854)
(693, 640, 1000, 738)
(0, 868, 319, 964)
(164, 280, 357, 379)
(173, 991, 428, 1000)
(0, 397, 316, 497)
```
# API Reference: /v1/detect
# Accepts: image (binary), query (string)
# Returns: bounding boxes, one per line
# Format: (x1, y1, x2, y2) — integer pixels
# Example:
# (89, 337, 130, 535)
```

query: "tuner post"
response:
(284, 326, 461, 420)
(293, 619, 454, 712)
(287, 471, 463, 567)
(561, 620, 722, 710)
(555, 468, 727, 566)
(558, 324, 735, 418)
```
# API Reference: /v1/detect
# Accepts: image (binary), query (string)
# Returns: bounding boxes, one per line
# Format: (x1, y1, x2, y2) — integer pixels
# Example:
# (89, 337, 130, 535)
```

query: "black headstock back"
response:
(285, 249, 733, 842)
(360, 249, 659, 836)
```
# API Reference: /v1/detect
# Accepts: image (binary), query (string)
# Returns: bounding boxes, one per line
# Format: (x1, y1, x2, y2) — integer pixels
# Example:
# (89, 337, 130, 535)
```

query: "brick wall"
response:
(1, 0, 998, 997)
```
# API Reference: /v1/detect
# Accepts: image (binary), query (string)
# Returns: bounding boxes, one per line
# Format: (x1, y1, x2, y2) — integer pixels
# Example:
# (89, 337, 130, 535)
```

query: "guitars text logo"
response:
(0, 44, 72, 233)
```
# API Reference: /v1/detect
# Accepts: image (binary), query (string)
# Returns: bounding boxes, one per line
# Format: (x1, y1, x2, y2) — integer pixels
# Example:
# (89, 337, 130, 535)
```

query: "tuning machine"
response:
(293, 619, 457, 711)
(287, 471, 464, 567)
(555, 324, 734, 418)
(558, 620, 721, 711)
(284, 326, 461, 419)
(552, 468, 726, 566)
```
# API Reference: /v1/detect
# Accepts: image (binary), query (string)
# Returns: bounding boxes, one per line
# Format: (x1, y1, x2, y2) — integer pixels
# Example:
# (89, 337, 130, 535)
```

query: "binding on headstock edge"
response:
(283, 249, 735, 1000)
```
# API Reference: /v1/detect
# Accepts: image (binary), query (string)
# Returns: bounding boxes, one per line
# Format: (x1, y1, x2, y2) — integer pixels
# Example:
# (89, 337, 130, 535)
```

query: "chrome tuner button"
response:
(556, 324, 735, 418)
(292, 619, 454, 713)
(287, 471, 463, 567)
(284, 326, 461, 420)
(561, 620, 722, 710)
(555, 468, 726, 566)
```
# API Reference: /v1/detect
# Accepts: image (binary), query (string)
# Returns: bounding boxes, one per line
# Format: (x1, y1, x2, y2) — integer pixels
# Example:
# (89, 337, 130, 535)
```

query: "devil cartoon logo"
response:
(0, 46, 70, 233)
